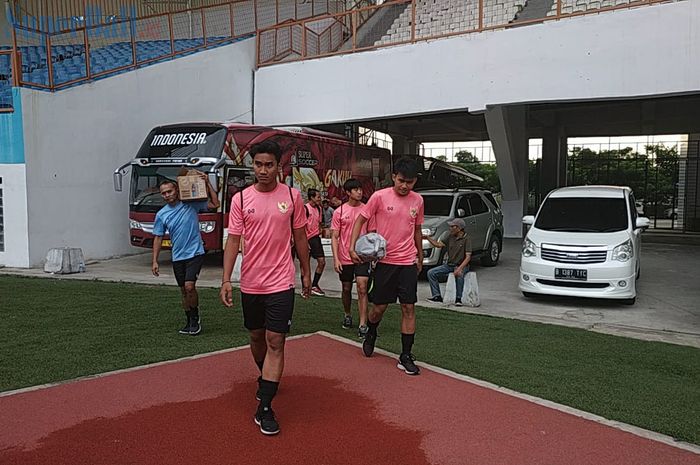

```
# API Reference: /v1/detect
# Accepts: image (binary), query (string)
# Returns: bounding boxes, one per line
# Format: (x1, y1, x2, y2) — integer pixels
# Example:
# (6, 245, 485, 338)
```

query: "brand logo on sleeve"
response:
(278, 202, 290, 214)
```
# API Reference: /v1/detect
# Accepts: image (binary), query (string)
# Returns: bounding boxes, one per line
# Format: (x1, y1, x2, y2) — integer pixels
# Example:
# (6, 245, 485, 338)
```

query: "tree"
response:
(452, 150, 501, 192)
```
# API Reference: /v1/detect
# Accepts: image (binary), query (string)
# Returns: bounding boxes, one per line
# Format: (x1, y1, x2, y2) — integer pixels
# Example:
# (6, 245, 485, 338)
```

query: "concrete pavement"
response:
(2, 239, 699, 348)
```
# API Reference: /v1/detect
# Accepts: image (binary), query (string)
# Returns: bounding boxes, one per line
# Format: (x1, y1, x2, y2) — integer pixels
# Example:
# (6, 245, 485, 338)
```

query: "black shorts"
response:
(308, 235, 325, 258)
(338, 262, 371, 283)
(172, 253, 205, 287)
(241, 289, 295, 334)
(371, 263, 418, 305)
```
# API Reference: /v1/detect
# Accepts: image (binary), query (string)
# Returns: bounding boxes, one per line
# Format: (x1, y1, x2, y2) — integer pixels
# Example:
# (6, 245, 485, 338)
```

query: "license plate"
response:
(555, 268, 587, 281)
(161, 239, 171, 247)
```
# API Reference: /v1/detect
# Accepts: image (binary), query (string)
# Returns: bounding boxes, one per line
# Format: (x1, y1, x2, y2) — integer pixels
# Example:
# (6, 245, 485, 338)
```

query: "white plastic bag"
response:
(462, 271, 480, 307)
(445, 271, 480, 307)
(231, 255, 243, 282)
(444, 273, 457, 304)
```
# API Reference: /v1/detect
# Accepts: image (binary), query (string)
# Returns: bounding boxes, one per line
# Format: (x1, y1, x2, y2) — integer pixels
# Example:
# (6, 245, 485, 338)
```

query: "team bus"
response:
(113, 122, 393, 251)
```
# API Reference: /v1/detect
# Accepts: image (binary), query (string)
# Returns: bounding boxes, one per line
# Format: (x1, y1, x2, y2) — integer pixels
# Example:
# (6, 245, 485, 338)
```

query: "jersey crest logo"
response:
(278, 201, 290, 214)
(409, 207, 418, 218)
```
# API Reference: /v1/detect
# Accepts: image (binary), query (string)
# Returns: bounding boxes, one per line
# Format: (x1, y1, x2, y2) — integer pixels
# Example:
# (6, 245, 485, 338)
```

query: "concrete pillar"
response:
(485, 105, 528, 238)
(540, 126, 567, 197)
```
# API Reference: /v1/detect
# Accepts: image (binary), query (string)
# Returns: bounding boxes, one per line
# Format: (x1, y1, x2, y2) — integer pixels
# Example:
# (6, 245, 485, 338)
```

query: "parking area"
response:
(2, 238, 699, 348)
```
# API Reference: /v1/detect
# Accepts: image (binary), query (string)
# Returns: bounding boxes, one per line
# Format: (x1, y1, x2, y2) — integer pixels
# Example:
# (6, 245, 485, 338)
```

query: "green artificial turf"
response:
(1, 275, 698, 444)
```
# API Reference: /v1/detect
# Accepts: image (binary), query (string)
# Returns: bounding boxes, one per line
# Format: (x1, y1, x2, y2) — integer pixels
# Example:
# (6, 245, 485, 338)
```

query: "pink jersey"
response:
(305, 203, 321, 239)
(331, 203, 367, 265)
(360, 188, 424, 265)
(228, 183, 306, 294)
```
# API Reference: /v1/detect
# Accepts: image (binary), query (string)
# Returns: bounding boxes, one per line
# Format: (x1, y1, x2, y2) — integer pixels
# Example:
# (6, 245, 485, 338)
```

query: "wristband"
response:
(221, 281, 231, 285)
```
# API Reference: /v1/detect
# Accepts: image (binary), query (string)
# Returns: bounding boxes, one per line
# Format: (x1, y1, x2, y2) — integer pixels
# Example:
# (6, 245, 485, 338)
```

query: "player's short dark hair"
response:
(393, 156, 419, 179)
(159, 179, 178, 189)
(308, 188, 319, 199)
(250, 140, 282, 162)
(343, 178, 362, 192)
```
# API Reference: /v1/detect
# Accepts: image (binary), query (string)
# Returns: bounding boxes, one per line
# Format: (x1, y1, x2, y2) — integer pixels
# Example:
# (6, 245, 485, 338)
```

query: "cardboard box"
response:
(177, 169, 208, 201)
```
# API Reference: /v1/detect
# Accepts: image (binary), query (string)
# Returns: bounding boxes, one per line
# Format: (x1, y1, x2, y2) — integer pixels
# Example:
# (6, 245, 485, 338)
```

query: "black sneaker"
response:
(455, 299, 463, 307)
(358, 325, 368, 339)
(397, 353, 420, 375)
(427, 296, 443, 303)
(342, 314, 353, 329)
(254, 406, 280, 435)
(178, 320, 191, 335)
(188, 315, 201, 335)
(362, 330, 377, 357)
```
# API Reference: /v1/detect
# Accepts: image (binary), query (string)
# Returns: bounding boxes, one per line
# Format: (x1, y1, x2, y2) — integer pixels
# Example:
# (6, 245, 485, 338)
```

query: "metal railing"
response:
(7, 0, 353, 92)
(257, 0, 673, 66)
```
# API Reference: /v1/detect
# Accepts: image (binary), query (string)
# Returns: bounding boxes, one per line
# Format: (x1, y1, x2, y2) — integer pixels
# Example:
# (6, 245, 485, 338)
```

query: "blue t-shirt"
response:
(153, 200, 208, 262)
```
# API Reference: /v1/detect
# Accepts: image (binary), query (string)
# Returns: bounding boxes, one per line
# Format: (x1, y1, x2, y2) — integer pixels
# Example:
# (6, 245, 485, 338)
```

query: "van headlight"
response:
(199, 221, 216, 233)
(612, 240, 633, 262)
(522, 238, 536, 257)
(422, 227, 435, 236)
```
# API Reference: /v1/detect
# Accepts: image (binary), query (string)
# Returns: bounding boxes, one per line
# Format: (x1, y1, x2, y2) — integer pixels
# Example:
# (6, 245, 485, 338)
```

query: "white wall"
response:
(0, 164, 29, 267)
(254, 1, 700, 125)
(21, 39, 256, 266)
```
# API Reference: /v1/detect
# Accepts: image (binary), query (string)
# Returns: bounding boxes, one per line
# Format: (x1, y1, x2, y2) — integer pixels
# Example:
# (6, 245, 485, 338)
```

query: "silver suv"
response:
(419, 188, 504, 267)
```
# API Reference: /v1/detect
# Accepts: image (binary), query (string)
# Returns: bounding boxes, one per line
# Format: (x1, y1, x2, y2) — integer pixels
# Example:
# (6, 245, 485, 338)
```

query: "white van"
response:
(519, 186, 650, 305)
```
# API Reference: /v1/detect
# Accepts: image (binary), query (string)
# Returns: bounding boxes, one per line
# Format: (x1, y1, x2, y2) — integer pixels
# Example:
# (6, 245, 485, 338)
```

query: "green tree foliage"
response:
(567, 144, 679, 208)
(452, 150, 501, 192)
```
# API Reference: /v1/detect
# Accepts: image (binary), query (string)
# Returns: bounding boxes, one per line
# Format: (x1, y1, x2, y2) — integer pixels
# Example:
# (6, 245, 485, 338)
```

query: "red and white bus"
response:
(113, 122, 393, 251)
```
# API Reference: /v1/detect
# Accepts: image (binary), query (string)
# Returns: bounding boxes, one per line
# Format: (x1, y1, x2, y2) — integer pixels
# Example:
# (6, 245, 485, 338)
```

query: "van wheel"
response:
(481, 235, 501, 267)
(621, 297, 636, 305)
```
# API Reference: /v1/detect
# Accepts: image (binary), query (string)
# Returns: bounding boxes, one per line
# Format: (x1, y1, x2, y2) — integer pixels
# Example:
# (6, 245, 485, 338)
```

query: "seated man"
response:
(423, 219, 471, 306)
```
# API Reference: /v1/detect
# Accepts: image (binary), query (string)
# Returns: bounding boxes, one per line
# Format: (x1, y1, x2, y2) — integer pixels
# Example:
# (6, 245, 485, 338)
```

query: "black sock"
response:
(367, 319, 380, 336)
(190, 307, 199, 321)
(312, 272, 322, 287)
(184, 309, 193, 323)
(255, 359, 264, 372)
(258, 378, 279, 410)
(401, 333, 415, 355)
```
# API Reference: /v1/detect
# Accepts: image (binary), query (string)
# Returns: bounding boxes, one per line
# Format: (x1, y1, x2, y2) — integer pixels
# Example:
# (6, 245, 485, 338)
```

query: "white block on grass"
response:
(44, 247, 85, 274)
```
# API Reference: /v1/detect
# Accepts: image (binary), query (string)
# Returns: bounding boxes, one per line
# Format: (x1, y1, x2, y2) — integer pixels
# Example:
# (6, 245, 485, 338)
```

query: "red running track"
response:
(1, 333, 698, 465)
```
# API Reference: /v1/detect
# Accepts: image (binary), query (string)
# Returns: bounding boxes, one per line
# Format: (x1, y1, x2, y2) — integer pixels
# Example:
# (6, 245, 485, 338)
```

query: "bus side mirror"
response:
(113, 172, 123, 192)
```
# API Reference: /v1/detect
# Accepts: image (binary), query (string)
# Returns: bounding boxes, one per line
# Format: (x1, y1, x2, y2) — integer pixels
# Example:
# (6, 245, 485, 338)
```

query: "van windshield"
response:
(535, 197, 628, 232)
(421, 195, 453, 217)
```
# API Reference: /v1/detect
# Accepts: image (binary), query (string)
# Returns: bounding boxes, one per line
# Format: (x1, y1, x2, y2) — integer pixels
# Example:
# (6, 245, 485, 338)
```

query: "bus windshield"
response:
(136, 126, 227, 160)
(130, 164, 214, 213)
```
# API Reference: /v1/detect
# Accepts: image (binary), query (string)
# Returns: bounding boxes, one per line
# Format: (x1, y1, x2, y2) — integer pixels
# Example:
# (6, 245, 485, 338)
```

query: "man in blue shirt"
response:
(152, 171, 220, 335)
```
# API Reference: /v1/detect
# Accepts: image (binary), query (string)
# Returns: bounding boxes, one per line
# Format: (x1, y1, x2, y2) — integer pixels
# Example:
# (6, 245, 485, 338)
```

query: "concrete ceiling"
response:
(315, 93, 700, 143)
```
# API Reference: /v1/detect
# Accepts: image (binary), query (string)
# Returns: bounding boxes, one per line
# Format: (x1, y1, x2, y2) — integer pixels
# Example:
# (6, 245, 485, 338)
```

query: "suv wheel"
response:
(481, 235, 501, 267)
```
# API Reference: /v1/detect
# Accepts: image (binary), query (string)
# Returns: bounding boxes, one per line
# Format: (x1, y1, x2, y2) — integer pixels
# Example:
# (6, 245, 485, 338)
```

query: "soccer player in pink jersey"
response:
(220, 140, 311, 435)
(331, 178, 371, 337)
(305, 188, 327, 296)
(349, 157, 425, 375)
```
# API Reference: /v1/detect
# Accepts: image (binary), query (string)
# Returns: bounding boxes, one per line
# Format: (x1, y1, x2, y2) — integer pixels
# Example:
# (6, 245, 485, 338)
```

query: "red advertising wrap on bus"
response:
(114, 122, 393, 251)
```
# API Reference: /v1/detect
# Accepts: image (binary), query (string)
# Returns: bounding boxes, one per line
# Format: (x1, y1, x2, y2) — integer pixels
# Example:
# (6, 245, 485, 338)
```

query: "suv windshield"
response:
(535, 197, 629, 232)
(130, 164, 213, 213)
(421, 195, 453, 217)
